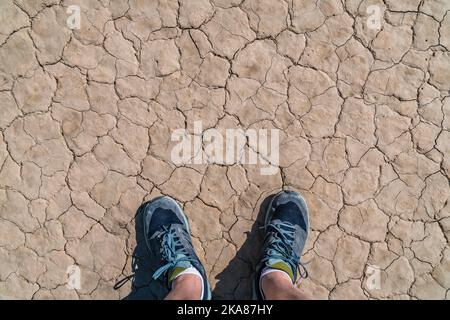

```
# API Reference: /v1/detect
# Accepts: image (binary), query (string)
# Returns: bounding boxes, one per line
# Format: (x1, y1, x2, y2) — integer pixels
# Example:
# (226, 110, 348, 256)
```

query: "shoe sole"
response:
(142, 196, 212, 300)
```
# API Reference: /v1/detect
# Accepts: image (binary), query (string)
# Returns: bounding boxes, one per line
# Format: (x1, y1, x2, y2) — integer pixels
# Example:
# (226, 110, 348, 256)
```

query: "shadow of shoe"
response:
(116, 202, 168, 300)
(211, 193, 276, 299)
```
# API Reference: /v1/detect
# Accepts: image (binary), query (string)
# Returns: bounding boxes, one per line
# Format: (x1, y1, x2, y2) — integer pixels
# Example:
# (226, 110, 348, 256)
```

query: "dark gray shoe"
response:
(253, 190, 310, 299)
(142, 196, 211, 300)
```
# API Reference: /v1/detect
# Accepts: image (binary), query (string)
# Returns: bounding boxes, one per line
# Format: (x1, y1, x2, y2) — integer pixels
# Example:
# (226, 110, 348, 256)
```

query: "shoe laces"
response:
(263, 220, 308, 279)
(113, 226, 196, 290)
(152, 225, 196, 280)
(113, 254, 139, 290)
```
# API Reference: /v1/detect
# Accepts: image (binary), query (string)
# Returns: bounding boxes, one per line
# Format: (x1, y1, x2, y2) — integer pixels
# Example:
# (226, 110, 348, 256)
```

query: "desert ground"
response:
(0, 0, 449, 299)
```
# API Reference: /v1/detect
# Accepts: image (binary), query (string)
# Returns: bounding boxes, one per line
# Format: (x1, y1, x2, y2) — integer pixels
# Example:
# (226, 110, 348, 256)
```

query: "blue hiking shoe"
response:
(142, 196, 211, 300)
(253, 190, 310, 300)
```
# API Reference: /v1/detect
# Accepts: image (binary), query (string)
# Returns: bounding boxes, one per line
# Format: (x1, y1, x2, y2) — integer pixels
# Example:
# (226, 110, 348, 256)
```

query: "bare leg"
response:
(164, 274, 202, 300)
(261, 272, 311, 300)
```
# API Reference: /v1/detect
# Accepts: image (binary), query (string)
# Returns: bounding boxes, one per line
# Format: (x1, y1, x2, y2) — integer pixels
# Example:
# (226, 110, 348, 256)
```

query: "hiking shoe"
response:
(253, 190, 310, 299)
(142, 196, 211, 300)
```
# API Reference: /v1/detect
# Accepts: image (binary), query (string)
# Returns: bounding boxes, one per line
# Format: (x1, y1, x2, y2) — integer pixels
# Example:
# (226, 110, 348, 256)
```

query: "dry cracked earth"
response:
(0, 0, 450, 300)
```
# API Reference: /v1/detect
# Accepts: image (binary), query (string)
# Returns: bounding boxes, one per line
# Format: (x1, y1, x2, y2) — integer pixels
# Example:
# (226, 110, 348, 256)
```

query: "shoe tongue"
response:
(267, 259, 294, 282)
(168, 254, 192, 282)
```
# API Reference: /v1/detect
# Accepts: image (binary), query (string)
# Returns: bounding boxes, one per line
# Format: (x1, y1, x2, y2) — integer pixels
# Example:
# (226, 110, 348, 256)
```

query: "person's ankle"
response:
(261, 271, 294, 300)
(169, 274, 202, 300)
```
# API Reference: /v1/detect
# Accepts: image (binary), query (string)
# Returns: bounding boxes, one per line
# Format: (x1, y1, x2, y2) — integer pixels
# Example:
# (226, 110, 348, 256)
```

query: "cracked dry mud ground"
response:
(0, 0, 449, 300)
